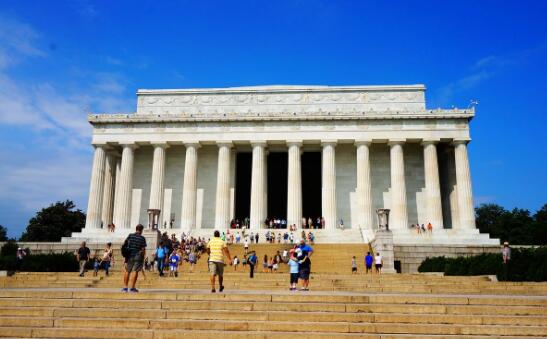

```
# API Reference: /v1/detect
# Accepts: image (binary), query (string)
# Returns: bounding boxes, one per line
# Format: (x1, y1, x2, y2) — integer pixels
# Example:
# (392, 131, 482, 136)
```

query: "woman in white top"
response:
(374, 253, 383, 274)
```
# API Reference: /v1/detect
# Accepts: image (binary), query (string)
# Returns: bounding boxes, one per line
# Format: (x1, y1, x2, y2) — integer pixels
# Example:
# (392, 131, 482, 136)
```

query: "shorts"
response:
(170, 265, 178, 271)
(366, 264, 372, 270)
(290, 273, 299, 284)
(126, 255, 144, 273)
(375, 264, 382, 269)
(352, 267, 357, 272)
(299, 268, 310, 280)
(208, 261, 224, 276)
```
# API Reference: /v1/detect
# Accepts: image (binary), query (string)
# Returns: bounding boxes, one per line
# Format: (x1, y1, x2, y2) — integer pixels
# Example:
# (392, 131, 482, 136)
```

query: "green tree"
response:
(19, 200, 86, 242)
(475, 203, 545, 245)
(0, 225, 8, 242)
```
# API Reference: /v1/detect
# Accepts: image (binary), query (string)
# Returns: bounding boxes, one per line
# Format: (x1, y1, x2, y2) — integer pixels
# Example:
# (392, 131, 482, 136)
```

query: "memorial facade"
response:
(74, 84, 498, 245)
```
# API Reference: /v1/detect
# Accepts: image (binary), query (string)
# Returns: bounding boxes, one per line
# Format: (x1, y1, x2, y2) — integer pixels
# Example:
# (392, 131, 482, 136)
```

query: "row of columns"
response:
(85, 139, 476, 232)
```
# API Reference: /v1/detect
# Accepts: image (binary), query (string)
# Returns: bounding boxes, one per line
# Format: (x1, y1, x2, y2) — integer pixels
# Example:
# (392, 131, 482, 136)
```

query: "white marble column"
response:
(389, 140, 408, 230)
(85, 145, 107, 229)
(423, 140, 444, 229)
(355, 140, 373, 230)
(113, 144, 137, 229)
(321, 141, 337, 230)
(215, 142, 232, 230)
(250, 142, 267, 229)
(100, 152, 116, 228)
(454, 140, 476, 229)
(180, 143, 200, 231)
(148, 143, 168, 217)
(287, 141, 302, 229)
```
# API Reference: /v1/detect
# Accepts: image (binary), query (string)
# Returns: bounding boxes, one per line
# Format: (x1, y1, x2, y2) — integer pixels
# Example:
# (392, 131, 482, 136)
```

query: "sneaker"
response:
(129, 288, 139, 293)
(121, 288, 128, 293)
(219, 286, 224, 292)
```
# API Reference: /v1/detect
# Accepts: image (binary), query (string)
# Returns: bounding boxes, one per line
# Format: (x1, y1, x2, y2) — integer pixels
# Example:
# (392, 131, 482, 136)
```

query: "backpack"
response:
(121, 238, 131, 258)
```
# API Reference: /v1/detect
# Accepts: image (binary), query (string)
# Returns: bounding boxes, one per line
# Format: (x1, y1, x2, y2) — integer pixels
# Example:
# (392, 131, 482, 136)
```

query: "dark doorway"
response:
(234, 152, 252, 221)
(267, 152, 288, 219)
(302, 152, 322, 220)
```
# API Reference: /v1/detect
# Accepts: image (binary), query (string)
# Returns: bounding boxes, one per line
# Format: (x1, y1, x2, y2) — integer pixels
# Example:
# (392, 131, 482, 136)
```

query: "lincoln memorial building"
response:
(73, 84, 498, 246)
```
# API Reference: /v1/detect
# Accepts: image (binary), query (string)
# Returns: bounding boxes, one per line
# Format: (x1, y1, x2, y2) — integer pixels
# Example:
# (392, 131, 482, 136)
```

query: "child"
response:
(272, 258, 279, 272)
(188, 251, 196, 272)
(242, 255, 247, 268)
(288, 255, 299, 291)
(351, 256, 357, 274)
(233, 256, 239, 271)
(92, 257, 100, 277)
(169, 251, 181, 277)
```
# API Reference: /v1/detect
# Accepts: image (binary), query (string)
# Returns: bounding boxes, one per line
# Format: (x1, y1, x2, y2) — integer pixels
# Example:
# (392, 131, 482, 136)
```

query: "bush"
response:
(418, 247, 547, 281)
(0, 240, 19, 257)
(0, 252, 78, 272)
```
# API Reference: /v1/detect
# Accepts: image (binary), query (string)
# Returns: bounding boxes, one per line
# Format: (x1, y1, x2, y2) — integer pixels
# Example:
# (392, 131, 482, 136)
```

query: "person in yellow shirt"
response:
(206, 230, 232, 293)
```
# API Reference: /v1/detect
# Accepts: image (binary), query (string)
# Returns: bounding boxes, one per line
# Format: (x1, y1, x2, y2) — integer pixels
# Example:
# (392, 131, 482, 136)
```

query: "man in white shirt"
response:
(374, 252, 383, 274)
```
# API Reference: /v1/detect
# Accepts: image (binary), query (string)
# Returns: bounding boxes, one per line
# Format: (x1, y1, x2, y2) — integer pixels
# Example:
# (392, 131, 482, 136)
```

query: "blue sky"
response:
(0, 1, 546, 238)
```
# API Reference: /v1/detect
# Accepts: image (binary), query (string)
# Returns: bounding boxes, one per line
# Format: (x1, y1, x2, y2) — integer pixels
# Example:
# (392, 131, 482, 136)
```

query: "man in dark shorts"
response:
(122, 224, 147, 292)
(365, 252, 373, 274)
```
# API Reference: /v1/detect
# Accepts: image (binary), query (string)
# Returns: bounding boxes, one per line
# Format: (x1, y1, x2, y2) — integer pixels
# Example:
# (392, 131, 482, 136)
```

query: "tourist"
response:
(188, 251, 197, 272)
(277, 233, 282, 244)
(420, 224, 426, 233)
(168, 250, 181, 277)
(282, 249, 288, 262)
(365, 252, 373, 274)
(206, 230, 232, 293)
(298, 248, 311, 291)
(427, 222, 433, 233)
(244, 239, 249, 254)
(351, 256, 357, 274)
(233, 255, 239, 271)
(92, 255, 100, 277)
(155, 241, 167, 276)
(76, 241, 90, 277)
(272, 256, 279, 272)
(236, 232, 241, 244)
(144, 257, 151, 272)
(288, 254, 299, 291)
(248, 251, 257, 278)
(268, 257, 274, 273)
(122, 224, 147, 293)
(255, 233, 259, 243)
(242, 254, 247, 268)
(374, 252, 383, 274)
(250, 232, 254, 244)
(101, 243, 113, 276)
(262, 255, 268, 273)
(502, 242, 511, 264)
(15, 248, 26, 270)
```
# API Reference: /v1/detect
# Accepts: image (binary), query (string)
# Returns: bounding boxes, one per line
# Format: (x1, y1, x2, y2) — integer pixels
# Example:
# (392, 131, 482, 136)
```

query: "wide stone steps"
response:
(0, 289, 545, 338)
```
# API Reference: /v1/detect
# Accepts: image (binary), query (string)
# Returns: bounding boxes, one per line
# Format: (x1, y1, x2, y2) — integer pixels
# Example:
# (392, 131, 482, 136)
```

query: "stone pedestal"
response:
(371, 229, 397, 273)
(142, 229, 161, 263)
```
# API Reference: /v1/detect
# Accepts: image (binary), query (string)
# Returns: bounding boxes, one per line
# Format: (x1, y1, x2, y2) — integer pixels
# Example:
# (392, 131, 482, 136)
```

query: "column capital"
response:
(452, 138, 471, 146)
(91, 142, 111, 150)
(354, 139, 372, 146)
(216, 141, 233, 148)
(151, 142, 170, 149)
(183, 142, 201, 149)
(321, 140, 337, 147)
(286, 140, 303, 147)
(421, 138, 440, 146)
(251, 140, 267, 147)
(119, 142, 139, 150)
(388, 139, 406, 146)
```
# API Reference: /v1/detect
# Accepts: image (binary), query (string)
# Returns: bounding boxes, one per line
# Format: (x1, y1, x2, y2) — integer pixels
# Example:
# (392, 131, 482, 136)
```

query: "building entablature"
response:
(89, 108, 474, 125)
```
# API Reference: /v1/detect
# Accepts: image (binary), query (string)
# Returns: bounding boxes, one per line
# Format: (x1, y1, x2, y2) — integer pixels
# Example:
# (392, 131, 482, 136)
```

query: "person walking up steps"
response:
(206, 230, 232, 293)
(365, 252, 373, 274)
(248, 251, 257, 278)
(122, 224, 147, 293)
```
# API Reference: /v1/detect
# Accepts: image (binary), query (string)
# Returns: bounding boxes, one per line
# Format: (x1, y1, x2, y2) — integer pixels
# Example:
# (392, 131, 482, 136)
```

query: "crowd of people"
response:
(75, 223, 390, 293)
